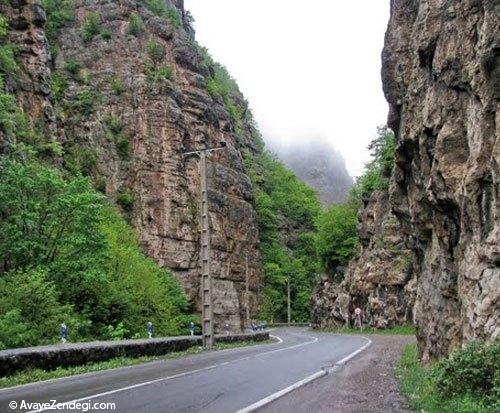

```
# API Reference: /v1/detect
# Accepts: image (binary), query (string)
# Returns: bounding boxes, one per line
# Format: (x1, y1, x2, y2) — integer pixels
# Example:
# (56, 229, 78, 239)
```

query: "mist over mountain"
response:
(269, 139, 353, 205)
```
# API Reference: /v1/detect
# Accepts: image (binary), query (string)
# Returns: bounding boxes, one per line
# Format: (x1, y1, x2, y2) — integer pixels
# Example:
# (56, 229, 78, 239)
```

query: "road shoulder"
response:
(259, 334, 416, 413)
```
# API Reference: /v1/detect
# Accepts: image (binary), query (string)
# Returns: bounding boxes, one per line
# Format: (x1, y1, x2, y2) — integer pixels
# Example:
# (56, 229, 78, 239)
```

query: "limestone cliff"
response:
(2, 0, 264, 332)
(383, 0, 499, 360)
(311, 190, 416, 329)
(312, 0, 499, 361)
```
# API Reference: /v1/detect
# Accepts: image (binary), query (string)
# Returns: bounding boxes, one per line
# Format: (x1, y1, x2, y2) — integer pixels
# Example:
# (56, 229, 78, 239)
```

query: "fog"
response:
(185, 0, 391, 177)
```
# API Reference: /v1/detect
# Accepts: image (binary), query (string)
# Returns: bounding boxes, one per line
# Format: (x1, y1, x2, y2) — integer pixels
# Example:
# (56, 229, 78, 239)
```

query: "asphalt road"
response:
(0, 328, 369, 413)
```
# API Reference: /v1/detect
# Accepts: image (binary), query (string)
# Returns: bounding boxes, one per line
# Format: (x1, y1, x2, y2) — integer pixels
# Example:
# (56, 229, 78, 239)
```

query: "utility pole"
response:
(245, 255, 250, 327)
(287, 275, 291, 325)
(182, 143, 227, 348)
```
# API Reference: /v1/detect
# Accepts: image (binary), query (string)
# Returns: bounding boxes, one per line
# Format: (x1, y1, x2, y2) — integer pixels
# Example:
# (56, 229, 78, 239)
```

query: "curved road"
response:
(0, 328, 369, 413)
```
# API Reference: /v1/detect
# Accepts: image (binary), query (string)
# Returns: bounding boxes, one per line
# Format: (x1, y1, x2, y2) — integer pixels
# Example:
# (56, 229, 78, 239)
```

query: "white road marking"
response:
(269, 334, 283, 344)
(26, 332, 318, 413)
(235, 335, 372, 413)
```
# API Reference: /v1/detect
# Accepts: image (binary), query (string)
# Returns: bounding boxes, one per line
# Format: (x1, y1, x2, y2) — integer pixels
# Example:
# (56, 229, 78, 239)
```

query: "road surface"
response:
(0, 328, 369, 413)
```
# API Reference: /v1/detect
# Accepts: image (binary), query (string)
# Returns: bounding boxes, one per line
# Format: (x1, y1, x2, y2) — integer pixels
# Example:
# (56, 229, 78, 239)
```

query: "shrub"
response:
(115, 133, 130, 159)
(146, 40, 165, 64)
(50, 73, 68, 101)
(127, 13, 144, 36)
(432, 341, 500, 402)
(117, 187, 134, 211)
(74, 89, 96, 116)
(100, 28, 112, 40)
(0, 15, 17, 74)
(41, 0, 75, 47)
(156, 65, 173, 80)
(144, 0, 181, 28)
(110, 76, 125, 95)
(64, 58, 81, 75)
(106, 115, 122, 134)
(81, 11, 101, 43)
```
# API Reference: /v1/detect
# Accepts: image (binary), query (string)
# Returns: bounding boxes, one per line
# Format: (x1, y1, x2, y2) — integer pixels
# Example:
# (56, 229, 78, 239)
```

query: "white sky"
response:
(185, 1, 390, 177)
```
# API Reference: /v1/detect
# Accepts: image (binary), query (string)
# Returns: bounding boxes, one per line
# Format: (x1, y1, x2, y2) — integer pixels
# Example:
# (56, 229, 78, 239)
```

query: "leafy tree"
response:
(245, 151, 321, 322)
(0, 160, 188, 347)
(349, 126, 396, 203)
(316, 204, 358, 273)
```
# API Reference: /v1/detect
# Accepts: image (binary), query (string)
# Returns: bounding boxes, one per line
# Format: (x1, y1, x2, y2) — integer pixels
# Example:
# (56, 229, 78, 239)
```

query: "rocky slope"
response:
(311, 190, 416, 329)
(271, 140, 353, 205)
(2, 0, 264, 332)
(382, 0, 499, 360)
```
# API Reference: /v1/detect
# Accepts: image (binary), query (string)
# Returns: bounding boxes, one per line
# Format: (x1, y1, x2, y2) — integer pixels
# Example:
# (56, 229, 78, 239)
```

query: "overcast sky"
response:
(185, 1, 390, 177)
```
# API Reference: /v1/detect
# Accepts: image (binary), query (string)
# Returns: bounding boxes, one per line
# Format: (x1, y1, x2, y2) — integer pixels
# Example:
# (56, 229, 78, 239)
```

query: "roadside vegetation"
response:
(0, 339, 274, 389)
(396, 341, 499, 412)
(0, 10, 190, 350)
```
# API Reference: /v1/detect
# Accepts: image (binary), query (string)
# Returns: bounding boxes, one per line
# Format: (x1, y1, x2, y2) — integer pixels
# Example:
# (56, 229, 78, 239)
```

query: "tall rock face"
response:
(1, 0, 59, 148)
(311, 190, 416, 329)
(3, 0, 264, 332)
(271, 140, 353, 205)
(383, 0, 499, 360)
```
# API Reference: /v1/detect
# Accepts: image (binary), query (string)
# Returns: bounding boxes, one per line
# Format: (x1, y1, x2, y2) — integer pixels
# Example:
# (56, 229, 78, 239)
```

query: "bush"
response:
(0, 269, 76, 348)
(50, 73, 68, 101)
(433, 341, 500, 402)
(64, 58, 81, 76)
(127, 13, 144, 36)
(106, 115, 122, 134)
(156, 65, 173, 80)
(100, 28, 112, 41)
(144, 0, 181, 28)
(40, 0, 75, 48)
(81, 11, 101, 43)
(397, 343, 498, 413)
(0, 14, 17, 74)
(110, 76, 125, 95)
(117, 187, 134, 211)
(115, 133, 130, 159)
(75, 89, 95, 116)
(146, 40, 165, 64)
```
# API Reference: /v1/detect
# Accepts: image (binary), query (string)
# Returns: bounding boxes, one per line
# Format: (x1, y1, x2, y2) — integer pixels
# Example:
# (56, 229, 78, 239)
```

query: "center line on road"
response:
(26, 332, 319, 413)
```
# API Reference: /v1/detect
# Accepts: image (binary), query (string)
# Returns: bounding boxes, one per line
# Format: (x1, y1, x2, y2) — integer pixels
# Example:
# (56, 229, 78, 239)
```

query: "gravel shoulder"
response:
(259, 334, 416, 413)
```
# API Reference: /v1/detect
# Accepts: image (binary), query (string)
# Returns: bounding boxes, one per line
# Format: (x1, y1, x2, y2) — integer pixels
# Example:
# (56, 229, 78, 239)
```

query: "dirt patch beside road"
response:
(260, 334, 416, 413)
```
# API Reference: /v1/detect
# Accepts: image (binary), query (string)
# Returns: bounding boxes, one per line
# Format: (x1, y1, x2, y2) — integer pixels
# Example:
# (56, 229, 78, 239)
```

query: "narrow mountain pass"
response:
(0, 328, 369, 413)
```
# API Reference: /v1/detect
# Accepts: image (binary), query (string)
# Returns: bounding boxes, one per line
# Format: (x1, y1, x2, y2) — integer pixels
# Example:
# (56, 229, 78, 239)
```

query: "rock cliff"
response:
(312, 0, 499, 361)
(271, 140, 353, 205)
(2, 0, 264, 332)
(311, 190, 416, 329)
(382, 0, 499, 360)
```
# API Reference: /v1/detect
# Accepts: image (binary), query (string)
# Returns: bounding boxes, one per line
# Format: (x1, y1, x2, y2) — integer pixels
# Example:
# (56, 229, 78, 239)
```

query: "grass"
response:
(395, 344, 492, 412)
(0, 339, 272, 389)
(317, 324, 416, 335)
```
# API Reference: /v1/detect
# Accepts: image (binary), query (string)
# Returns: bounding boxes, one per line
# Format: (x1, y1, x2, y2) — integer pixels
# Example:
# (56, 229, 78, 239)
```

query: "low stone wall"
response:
(0, 332, 269, 376)
(267, 322, 310, 328)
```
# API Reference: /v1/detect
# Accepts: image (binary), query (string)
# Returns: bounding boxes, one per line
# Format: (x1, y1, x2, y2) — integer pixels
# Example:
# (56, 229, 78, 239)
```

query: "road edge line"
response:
(235, 370, 326, 413)
(334, 337, 372, 366)
(236, 336, 372, 413)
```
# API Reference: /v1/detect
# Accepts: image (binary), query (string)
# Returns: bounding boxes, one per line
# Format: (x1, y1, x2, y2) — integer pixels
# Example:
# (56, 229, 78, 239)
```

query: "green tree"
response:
(316, 204, 358, 273)
(349, 126, 396, 203)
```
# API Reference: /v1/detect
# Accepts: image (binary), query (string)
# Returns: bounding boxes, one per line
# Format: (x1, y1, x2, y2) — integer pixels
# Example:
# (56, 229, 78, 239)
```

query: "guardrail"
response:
(0, 331, 269, 376)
